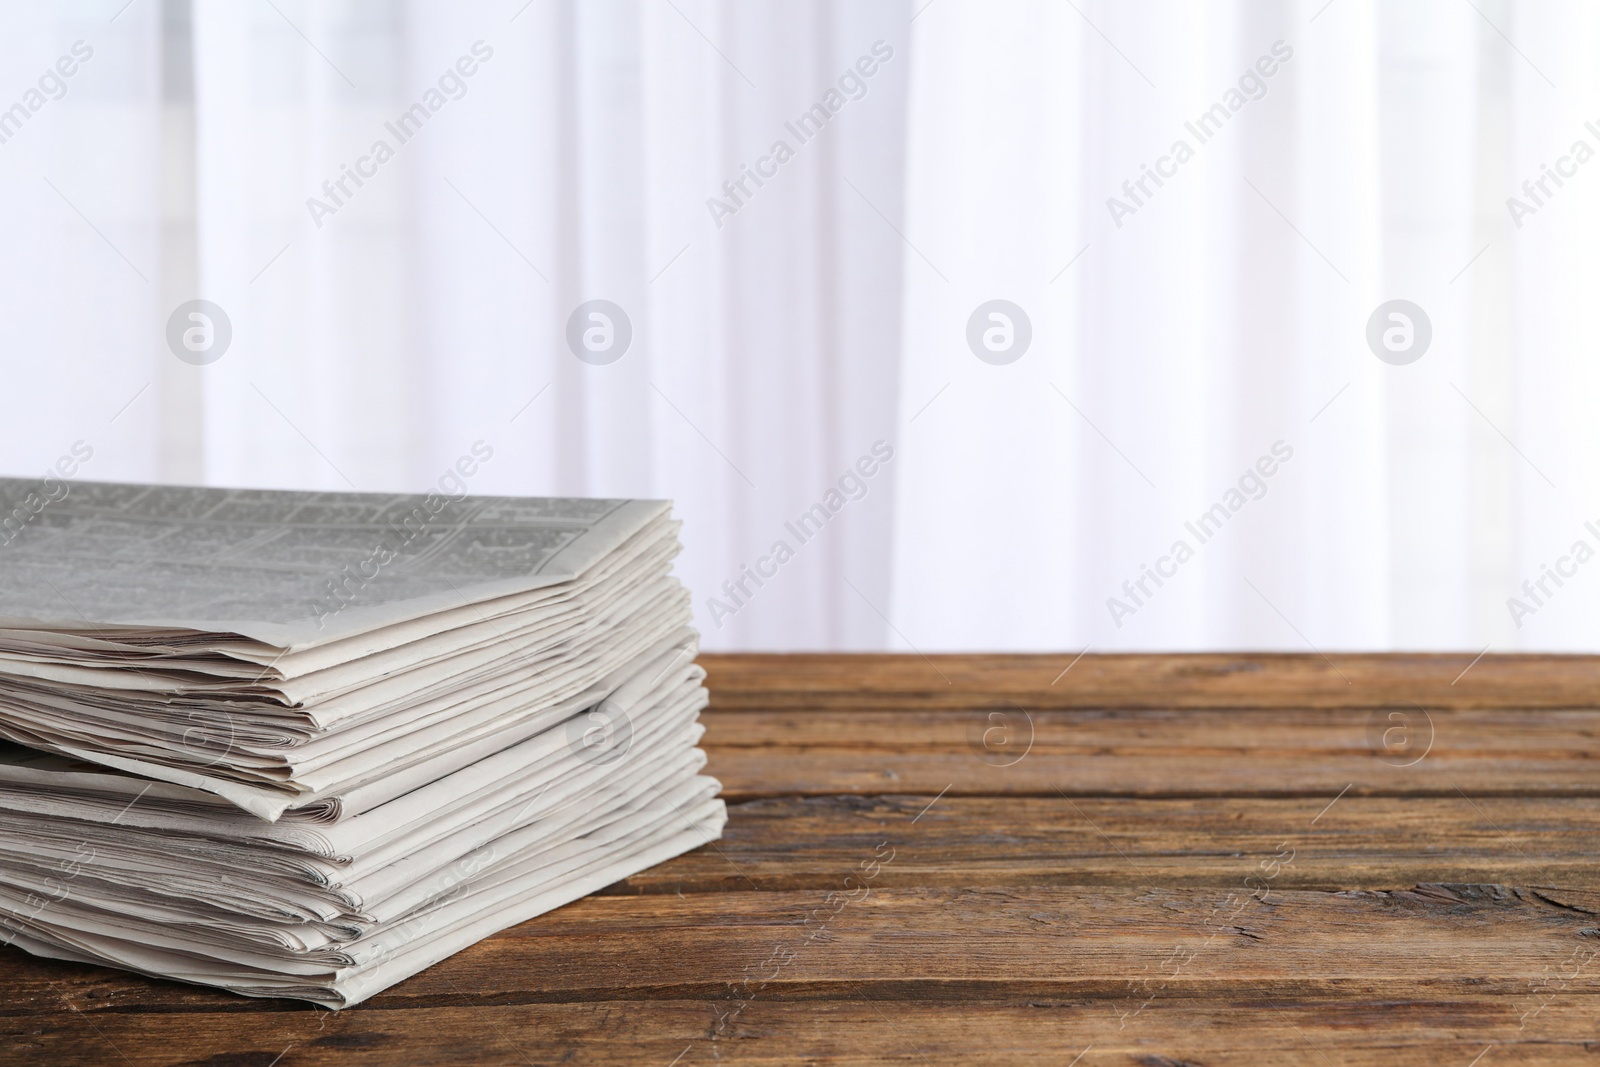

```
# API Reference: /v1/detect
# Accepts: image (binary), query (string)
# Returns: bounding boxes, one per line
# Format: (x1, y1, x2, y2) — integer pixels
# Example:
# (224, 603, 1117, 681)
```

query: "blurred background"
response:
(2, 0, 1596, 652)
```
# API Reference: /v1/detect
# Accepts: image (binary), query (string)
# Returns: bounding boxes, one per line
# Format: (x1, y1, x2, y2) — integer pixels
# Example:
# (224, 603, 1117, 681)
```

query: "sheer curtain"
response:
(186, 0, 907, 650)
(3, 0, 1596, 652)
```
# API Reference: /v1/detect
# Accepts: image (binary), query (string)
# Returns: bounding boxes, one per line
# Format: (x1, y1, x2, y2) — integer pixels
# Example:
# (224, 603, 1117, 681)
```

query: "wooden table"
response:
(6, 653, 1600, 1065)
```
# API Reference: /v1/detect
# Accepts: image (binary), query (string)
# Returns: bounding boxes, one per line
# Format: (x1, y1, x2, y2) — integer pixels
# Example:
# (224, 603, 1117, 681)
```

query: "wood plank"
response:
(700, 652, 1600, 710)
(599, 795, 1600, 893)
(701, 708, 1600, 797)
(702, 706, 1600, 753)
(7, 883, 1600, 1009)
(9, 998, 1600, 1066)
(364, 883, 1600, 1001)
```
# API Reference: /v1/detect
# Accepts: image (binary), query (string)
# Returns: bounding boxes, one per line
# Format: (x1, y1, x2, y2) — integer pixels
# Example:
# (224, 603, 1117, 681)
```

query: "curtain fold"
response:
(3, 0, 1596, 651)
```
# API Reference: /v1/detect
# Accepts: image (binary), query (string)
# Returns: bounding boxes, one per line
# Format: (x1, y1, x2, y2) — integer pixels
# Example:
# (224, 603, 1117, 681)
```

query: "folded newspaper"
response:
(0, 479, 724, 1007)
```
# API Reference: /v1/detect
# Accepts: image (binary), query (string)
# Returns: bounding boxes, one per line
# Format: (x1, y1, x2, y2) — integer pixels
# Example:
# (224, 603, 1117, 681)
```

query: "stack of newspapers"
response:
(0, 478, 722, 1007)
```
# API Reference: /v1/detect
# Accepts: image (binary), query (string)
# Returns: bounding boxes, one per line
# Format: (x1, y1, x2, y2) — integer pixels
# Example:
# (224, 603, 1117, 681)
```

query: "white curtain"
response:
(3, 0, 1597, 653)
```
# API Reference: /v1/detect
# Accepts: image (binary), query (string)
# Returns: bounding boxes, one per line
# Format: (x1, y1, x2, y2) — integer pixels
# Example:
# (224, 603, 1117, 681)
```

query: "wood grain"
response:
(597, 794, 1600, 892)
(700, 652, 1600, 710)
(3, 653, 1599, 1066)
(701, 707, 1600, 798)
(15, 998, 1600, 1067)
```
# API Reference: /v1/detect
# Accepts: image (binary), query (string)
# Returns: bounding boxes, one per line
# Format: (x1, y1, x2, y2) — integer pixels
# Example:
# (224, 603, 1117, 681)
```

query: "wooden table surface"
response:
(6, 653, 1600, 1065)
